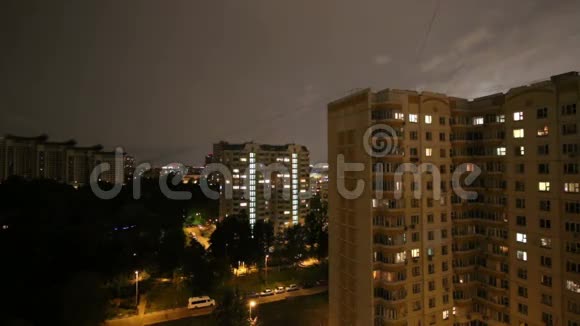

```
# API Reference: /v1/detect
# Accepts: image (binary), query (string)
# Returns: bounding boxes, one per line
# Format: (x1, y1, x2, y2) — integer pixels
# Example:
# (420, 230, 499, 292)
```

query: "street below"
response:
(104, 286, 328, 326)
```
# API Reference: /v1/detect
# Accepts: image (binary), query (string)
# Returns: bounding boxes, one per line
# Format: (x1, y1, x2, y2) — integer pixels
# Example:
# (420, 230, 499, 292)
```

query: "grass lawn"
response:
(152, 292, 328, 326)
(146, 283, 192, 312)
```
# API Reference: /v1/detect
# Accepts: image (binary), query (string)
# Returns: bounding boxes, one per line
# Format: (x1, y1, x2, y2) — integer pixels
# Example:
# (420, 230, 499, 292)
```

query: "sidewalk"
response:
(103, 286, 328, 326)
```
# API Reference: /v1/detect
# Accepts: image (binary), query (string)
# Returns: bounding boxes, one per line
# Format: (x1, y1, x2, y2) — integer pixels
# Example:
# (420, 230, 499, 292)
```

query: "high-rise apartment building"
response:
(212, 141, 310, 233)
(310, 162, 329, 202)
(328, 72, 580, 326)
(0, 134, 127, 186)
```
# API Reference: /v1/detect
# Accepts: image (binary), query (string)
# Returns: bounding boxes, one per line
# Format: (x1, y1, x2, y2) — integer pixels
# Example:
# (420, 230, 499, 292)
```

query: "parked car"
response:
(246, 292, 260, 298)
(187, 296, 215, 309)
(260, 289, 274, 296)
(274, 286, 285, 294)
(316, 279, 328, 286)
(285, 284, 299, 292)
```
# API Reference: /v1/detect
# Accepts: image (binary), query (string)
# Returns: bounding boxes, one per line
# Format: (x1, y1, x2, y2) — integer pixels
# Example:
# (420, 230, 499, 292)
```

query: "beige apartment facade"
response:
(328, 72, 580, 326)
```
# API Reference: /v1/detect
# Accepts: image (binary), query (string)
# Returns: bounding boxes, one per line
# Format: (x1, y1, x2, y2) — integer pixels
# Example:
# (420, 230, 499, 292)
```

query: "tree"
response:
(182, 240, 214, 293)
(304, 195, 328, 258)
(208, 213, 253, 264)
(213, 288, 249, 326)
(0, 176, 221, 325)
(282, 224, 307, 263)
(252, 219, 274, 264)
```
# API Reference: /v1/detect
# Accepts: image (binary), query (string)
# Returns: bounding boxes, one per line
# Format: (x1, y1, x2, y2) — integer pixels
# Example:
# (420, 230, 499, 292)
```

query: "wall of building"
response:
(327, 72, 580, 326)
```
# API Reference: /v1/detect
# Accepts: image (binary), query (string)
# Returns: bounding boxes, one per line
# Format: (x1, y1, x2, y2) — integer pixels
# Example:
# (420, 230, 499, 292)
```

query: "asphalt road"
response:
(104, 286, 328, 326)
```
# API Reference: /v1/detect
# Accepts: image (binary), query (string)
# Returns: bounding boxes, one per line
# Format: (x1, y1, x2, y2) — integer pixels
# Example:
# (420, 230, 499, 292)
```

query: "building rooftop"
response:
(1, 134, 114, 153)
(215, 141, 308, 152)
(329, 71, 579, 108)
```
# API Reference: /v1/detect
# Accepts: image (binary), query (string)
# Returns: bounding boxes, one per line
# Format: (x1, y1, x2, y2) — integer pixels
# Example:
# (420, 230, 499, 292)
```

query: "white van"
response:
(187, 296, 216, 309)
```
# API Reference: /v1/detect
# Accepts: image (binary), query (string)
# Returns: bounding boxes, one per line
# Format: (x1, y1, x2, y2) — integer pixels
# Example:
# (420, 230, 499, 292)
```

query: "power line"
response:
(416, 0, 441, 63)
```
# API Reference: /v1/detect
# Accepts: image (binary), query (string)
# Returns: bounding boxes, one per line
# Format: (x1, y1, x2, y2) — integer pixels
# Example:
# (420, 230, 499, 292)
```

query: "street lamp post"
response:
(135, 271, 139, 307)
(264, 255, 269, 285)
(249, 300, 256, 321)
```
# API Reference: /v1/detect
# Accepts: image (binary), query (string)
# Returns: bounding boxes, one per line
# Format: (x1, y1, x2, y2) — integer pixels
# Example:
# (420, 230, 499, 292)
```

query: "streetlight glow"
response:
(134, 270, 139, 307)
(249, 300, 257, 322)
(265, 255, 269, 285)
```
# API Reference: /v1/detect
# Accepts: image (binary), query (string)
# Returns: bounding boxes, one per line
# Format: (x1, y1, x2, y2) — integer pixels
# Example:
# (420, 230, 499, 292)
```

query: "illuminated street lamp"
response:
(135, 271, 139, 307)
(249, 300, 256, 320)
(264, 255, 269, 285)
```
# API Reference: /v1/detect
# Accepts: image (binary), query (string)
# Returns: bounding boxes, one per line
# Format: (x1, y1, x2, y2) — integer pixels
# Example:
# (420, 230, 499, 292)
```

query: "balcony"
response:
(452, 247, 480, 255)
(374, 260, 407, 269)
(374, 236, 406, 249)
(452, 232, 480, 240)
(374, 295, 407, 305)
(373, 316, 409, 326)
(452, 264, 476, 272)
(477, 264, 508, 277)
(373, 224, 406, 232)
(374, 277, 407, 287)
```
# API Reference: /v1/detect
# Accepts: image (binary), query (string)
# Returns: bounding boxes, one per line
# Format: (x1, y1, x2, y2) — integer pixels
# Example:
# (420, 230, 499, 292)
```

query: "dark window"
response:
(537, 107, 548, 118)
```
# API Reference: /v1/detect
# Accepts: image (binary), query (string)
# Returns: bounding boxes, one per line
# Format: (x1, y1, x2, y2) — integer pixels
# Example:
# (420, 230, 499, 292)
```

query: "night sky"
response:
(2, 0, 579, 165)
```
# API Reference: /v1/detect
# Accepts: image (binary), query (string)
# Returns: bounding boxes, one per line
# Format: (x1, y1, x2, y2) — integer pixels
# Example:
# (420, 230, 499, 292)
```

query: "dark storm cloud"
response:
(1, 0, 579, 165)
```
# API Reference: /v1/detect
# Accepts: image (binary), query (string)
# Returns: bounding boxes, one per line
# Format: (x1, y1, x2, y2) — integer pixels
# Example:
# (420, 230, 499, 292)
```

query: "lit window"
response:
(537, 126, 549, 136)
(517, 146, 525, 156)
(473, 117, 484, 125)
(496, 115, 505, 123)
(496, 147, 506, 156)
(516, 233, 527, 243)
(540, 237, 552, 248)
(517, 250, 528, 261)
(538, 182, 550, 192)
(425, 148, 432, 157)
(466, 163, 475, 172)
(442, 310, 449, 320)
(567, 280, 580, 293)
(411, 248, 420, 258)
(409, 114, 418, 123)
(395, 112, 405, 120)
(240, 157, 247, 162)
(564, 183, 580, 193)
(239, 202, 247, 207)
(514, 111, 524, 121)
(513, 128, 525, 138)
(425, 115, 432, 124)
